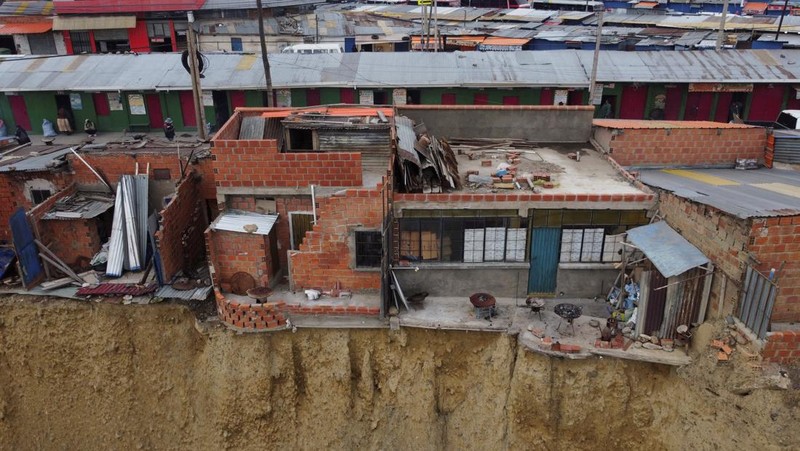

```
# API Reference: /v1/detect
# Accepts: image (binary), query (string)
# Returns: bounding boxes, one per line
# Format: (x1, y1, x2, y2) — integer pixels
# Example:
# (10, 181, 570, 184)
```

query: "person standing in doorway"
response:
(57, 107, 73, 135)
(599, 99, 612, 119)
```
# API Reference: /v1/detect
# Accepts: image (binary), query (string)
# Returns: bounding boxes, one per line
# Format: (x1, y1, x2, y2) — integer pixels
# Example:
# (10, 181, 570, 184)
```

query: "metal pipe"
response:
(311, 184, 317, 225)
(775, 0, 790, 41)
(588, 6, 604, 106)
(69, 147, 112, 193)
(715, 0, 730, 52)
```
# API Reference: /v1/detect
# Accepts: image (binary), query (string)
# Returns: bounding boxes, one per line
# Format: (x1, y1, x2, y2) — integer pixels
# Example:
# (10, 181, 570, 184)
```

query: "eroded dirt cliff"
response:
(0, 297, 797, 450)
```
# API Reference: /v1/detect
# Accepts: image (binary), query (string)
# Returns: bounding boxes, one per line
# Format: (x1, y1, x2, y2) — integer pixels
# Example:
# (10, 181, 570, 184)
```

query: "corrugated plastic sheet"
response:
(0, 147, 72, 172)
(155, 284, 213, 301)
(77, 283, 157, 296)
(210, 211, 278, 236)
(41, 192, 114, 220)
(626, 222, 709, 278)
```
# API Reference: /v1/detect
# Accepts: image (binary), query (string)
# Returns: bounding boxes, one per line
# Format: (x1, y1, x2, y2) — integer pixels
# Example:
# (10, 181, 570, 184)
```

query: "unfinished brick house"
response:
(594, 119, 800, 364)
(209, 106, 390, 328)
(209, 105, 665, 331)
(2, 139, 217, 293)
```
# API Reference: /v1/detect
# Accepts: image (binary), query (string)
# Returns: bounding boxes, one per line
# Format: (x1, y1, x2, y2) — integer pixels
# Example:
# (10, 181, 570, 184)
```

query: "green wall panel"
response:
(162, 92, 186, 130)
(320, 88, 340, 105)
(245, 91, 263, 107)
(94, 93, 130, 132)
(0, 94, 15, 131)
(25, 92, 58, 135)
(291, 89, 307, 107)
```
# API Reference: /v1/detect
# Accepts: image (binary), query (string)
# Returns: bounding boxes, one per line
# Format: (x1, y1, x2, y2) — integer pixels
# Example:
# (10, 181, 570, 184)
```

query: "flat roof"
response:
(639, 168, 800, 218)
(453, 142, 645, 196)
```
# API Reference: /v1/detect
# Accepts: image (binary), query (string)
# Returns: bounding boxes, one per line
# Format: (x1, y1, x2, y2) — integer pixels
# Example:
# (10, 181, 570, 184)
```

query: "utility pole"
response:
(775, 0, 790, 41)
(256, 0, 274, 107)
(715, 0, 730, 51)
(433, 2, 439, 52)
(186, 12, 207, 141)
(588, 6, 604, 106)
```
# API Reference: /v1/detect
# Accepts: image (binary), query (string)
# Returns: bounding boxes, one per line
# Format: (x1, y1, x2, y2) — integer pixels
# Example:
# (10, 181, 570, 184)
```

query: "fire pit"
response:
(526, 297, 546, 321)
(554, 303, 582, 335)
(469, 293, 497, 320)
(246, 286, 273, 304)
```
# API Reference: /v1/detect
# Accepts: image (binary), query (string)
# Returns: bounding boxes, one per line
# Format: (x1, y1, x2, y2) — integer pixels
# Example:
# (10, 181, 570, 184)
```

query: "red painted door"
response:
(664, 86, 683, 120)
(567, 90, 583, 105)
(748, 84, 784, 122)
(714, 92, 733, 123)
(619, 85, 648, 119)
(684, 92, 713, 121)
(441, 93, 456, 105)
(8, 95, 30, 131)
(179, 91, 196, 127)
(340, 88, 355, 104)
(306, 89, 320, 106)
(474, 93, 489, 105)
(540, 89, 554, 105)
(145, 94, 163, 129)
(502, 96, 520, 105)
(93, 93, 110, 116)
(230, 91, 246, 110)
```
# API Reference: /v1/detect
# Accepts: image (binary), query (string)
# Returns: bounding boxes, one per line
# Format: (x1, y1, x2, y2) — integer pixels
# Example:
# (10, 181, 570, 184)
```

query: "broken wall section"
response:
(0, 171, 71, 242)
(156, 172, 208, 282)
(289, 187, 384, 292)
(205, 229, 274, 290)
(748, 216, 800, 323)
(593, 124, 767, 167)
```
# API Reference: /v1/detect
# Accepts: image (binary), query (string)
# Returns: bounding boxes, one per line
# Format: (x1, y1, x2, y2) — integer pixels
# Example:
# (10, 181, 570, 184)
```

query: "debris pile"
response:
(394, 116, 460, 193)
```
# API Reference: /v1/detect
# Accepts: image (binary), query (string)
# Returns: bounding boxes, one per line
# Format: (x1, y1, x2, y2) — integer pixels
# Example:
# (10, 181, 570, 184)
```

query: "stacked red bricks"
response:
(215, 290, 288, 330)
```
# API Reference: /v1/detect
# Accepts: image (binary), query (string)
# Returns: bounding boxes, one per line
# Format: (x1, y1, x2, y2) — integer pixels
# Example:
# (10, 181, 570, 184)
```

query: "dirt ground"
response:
(0, 296, 797, 450)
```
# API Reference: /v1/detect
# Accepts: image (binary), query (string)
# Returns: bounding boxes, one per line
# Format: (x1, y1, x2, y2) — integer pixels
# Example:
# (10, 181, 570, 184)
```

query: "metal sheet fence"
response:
(737, 265, 778, 340)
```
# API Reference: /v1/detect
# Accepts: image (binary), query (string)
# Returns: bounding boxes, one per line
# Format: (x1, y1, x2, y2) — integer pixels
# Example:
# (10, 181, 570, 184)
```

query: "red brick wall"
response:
(595, 126, 767, 166)
(658, 191, 750, 318)
(761, 330, 800, 364)
(211, 139, 363, 188)
(206, 229, 273, 289)
(214, 290, 289, 331)
(26, 183, 102, 270)
(67, 152, 216, 200)
(289, 188, 383, 292)
(155, 172, 207, 282)
(749, 217, 800, 323)
(0, 171, 70, 243)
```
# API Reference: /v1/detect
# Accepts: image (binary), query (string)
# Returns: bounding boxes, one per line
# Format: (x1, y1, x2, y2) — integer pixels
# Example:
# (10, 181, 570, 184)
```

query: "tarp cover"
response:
(626, 221, 709, 278)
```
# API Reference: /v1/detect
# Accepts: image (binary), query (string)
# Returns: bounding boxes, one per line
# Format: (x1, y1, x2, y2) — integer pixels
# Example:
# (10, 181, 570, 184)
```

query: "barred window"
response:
(355, 231, 382, 268)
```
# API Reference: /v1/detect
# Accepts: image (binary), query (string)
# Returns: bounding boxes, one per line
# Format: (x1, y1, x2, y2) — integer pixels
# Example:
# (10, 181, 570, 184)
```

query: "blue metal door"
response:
(9, 208, 43, 288)
(528, 227, 560, 294)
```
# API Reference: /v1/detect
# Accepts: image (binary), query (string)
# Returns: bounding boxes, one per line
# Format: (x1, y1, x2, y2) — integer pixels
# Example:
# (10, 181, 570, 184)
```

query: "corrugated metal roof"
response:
(155, 284, 212, 301)
(0, 1, 54, 16)
(42, 192, 114, 220)
(0, 22, 53, 35)
(593, 119, 756, 129)
(0, 146, 72, 172)
(210, 211, 278, 236)
(76, 283, 157, 296)
(626, 222, 709, 278)
(0, 50, 799, 92)
(639, 168, 800, 219)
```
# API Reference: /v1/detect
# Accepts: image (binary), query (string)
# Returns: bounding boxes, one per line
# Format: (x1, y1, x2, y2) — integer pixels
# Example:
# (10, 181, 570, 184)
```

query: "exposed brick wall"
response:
(211, 139, 363, 188)
(214, 290, 289, 331)
(155, 172, 207, 282)
(749, 216, 800, 323)
(393, 192, 655, 203)
(67, 152, 216, 200)
(658, 191, 750, 318)
(25, 183, 98, 270)
(761, 330, 800, 364)
(206, 229, 274, 289)
(0, 171, 70, 243)
(289, 188, 383, 292)
(594, 126, 767, 167)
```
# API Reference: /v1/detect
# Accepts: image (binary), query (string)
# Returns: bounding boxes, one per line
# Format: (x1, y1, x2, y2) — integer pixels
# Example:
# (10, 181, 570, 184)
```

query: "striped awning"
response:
(53, 15, 136, 31)
(0, 22, 53, 35)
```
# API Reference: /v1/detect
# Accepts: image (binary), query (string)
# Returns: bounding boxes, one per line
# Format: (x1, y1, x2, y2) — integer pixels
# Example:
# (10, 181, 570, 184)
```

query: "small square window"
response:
(355, 231, 382, 268)
(152, 168, 171, 180)
(31, 189, 51, 205)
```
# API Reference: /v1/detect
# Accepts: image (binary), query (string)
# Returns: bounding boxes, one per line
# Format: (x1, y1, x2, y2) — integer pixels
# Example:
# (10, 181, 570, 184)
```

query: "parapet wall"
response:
(397, 105, 595, 142)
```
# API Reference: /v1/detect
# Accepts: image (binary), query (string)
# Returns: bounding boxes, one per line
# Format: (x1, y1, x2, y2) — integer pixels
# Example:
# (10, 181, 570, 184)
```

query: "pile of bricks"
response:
(215, 290, 288, 331)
